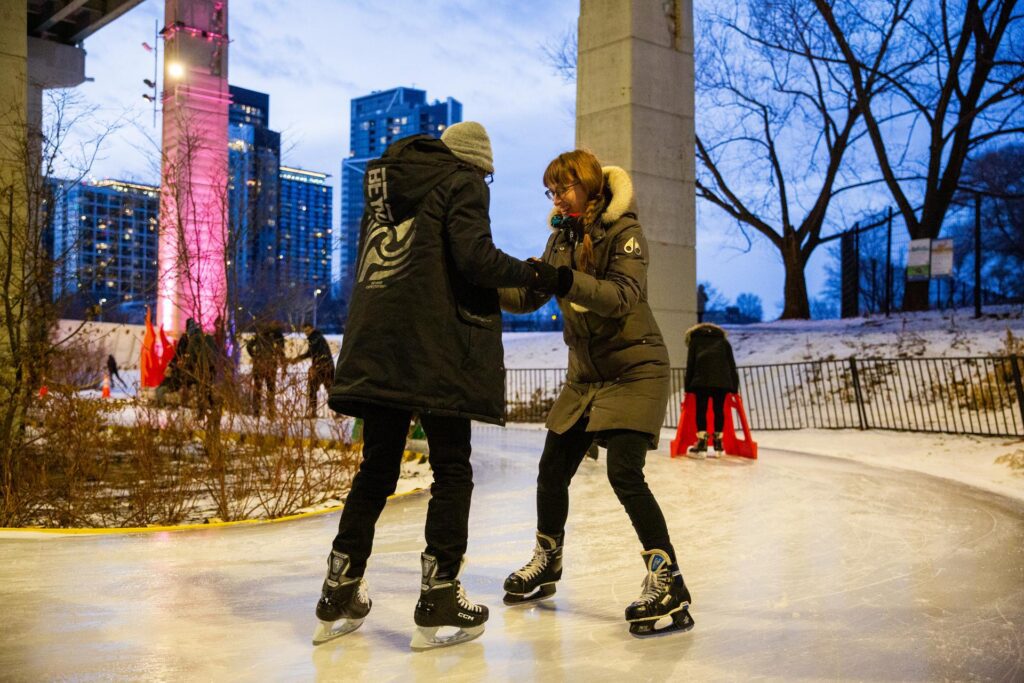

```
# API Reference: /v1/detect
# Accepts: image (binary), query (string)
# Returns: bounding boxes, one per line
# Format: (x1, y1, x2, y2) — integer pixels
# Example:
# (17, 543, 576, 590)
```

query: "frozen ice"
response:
(1, 425, 1022, 680)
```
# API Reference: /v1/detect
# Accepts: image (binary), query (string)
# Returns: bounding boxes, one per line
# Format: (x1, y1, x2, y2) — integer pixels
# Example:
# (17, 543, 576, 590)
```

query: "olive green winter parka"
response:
(500, 166, 670, 447)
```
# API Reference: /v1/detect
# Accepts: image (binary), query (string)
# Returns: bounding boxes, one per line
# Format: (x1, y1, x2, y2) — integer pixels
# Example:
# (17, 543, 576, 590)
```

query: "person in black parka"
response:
(313, 122, 555, 648)
(684, 322, 739, 457)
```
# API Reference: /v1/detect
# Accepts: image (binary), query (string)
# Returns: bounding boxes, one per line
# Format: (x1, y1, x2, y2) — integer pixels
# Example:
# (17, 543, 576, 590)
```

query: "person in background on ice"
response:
(314, 122, 559, 650)
(245, 322, 285, 417)
(294, 323, 334, 418)
(498, 149, 694, 638)
(697, 284, 708, 323)
(683, 322, 739, 458)
(106, 354, 128, 391)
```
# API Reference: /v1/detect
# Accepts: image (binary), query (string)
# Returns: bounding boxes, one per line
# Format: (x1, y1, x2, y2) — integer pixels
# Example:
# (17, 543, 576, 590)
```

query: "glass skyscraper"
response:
(337, 87, 462, 299)
(228, 85, 281, 311)
(278, 166, 332, 292)
(50, 179, 160, 322)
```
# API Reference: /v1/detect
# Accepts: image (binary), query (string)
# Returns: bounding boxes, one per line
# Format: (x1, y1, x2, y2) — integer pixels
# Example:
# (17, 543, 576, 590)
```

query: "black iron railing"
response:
(506, 356, 1024, 437)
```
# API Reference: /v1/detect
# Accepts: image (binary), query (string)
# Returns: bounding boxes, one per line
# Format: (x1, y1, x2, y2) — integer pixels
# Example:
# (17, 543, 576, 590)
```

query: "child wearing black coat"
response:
(684, 323, 739, 457)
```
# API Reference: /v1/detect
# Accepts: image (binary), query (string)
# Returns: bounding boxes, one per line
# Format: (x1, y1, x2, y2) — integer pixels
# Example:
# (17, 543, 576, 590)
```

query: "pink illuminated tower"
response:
(156, 0, 230, 335)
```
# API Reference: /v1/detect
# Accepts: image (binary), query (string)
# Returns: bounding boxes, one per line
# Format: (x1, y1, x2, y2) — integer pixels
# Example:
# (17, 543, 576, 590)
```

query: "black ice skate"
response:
(709, 432, 724, 458)
(410, 553, 488, 651)
(312, 550, 372, 645)
(503, 532, 563, 605)
(687, 432, 708, 459)
(625, 549, 695, 638)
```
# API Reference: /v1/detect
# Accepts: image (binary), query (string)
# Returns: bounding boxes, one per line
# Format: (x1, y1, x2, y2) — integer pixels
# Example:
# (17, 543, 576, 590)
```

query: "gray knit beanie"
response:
(440, 121, 494, 174)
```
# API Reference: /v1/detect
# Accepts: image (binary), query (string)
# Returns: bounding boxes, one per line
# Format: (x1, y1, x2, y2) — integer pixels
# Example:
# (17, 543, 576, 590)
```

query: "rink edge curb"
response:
(0, 487, 428, 537)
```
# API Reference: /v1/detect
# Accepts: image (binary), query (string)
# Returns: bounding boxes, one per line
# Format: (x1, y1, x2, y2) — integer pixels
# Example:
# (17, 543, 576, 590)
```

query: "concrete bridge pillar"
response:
(577, 0, 696, 366)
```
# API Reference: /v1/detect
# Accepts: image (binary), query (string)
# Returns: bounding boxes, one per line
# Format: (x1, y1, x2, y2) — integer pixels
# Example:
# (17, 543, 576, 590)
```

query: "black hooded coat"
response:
(328, 135, 536, 424)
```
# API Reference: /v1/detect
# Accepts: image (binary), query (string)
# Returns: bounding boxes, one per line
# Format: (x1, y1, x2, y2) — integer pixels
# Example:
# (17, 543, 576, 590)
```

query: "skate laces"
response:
(456, 582, 483, 613)
(637, 565, 671, 605)
(514, 543, 549, 581)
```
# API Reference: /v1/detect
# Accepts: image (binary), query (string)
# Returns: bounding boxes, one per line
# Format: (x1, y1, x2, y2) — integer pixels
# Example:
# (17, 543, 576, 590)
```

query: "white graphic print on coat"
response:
(356, 166, 416, 286)
(356, 216, 416, 285)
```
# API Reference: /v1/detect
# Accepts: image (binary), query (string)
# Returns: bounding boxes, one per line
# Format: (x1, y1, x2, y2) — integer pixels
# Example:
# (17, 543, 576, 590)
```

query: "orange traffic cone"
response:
(101, 370, 111, 399)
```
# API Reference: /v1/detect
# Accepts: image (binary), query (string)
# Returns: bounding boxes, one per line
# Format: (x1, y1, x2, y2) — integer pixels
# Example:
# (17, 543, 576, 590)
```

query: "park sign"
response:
(907, 239, 932, 281)
(906, 238, 955, 281)
(930, 239, 954, 278)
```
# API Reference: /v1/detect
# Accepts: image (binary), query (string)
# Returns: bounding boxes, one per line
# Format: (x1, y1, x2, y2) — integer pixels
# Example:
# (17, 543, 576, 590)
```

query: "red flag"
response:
(156, 326, 176, 380)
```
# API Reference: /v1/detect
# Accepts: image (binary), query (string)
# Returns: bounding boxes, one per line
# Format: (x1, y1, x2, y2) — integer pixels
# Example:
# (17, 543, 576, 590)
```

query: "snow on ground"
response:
(656, 426, 1024, 504)
(724, 306, 1024, 365)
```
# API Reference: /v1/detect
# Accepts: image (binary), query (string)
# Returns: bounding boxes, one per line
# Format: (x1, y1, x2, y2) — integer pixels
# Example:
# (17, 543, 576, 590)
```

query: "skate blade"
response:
(503, 584, 556, 606)
(312, 617, 364, 646)
(629, 609, 695, 638)
(410, 624, 485, 651)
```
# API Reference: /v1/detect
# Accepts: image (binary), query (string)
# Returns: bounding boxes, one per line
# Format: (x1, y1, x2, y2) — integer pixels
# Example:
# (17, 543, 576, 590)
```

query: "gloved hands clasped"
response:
(529, 259, 573, 297)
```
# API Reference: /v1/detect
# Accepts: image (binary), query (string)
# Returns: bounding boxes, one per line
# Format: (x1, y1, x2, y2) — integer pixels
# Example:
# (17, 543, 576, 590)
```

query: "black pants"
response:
(307, 364, 333, 415)
(331, 404, 473, 579)
(693, 388, 728, 432)
(251, 369, 276, 417)
(536, 416, 676, 564)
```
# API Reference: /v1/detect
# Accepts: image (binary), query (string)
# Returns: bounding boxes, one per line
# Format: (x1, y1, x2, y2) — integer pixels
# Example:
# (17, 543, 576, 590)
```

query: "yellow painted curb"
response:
(0, 487, 428, 537)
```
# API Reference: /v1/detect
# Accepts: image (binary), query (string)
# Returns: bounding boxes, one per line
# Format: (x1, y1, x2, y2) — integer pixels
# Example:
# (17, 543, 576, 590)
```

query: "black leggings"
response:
(693, 387, 728, 433)
(535, 416, 676, 564)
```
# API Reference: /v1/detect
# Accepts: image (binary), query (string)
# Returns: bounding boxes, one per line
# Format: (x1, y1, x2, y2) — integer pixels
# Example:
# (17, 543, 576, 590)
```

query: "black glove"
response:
(555, 266, 573, 297)
(530, 260, 560, 295)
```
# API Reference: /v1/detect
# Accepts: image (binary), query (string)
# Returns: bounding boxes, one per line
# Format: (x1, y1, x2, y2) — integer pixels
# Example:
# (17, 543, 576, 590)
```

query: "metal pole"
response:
(152, 20, 158, 128)
(974, 192, 982, 318)
(885, 206, 893, 317)
(854, 222, 860, 315)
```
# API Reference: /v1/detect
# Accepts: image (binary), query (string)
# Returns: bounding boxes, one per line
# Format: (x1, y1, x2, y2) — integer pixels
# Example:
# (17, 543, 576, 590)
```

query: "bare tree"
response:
(695, 0, 914, 318)
(0, 89, 121, 519)
(818, 0, 1024, 310)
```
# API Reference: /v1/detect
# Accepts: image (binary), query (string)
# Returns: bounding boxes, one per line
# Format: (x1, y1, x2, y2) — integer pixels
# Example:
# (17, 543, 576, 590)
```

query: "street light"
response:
(312, 288, 323, 328)
(98, 298, 107, 322)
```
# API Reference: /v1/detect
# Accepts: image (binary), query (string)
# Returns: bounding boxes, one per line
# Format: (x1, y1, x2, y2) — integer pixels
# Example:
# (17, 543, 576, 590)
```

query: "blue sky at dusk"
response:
(57, 0, 816, 319)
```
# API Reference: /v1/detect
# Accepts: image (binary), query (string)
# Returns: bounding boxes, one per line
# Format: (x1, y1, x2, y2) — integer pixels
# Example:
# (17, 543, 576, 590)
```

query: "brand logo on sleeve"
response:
(623, 237, 641, 256)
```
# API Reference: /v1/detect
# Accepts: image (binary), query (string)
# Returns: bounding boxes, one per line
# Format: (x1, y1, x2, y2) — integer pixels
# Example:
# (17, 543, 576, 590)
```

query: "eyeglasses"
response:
(545, 182, 579, 200)
(484, 173, 494, 186)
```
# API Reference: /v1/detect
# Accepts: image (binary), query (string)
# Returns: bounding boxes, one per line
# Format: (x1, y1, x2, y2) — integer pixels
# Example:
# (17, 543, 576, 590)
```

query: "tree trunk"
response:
(780, 237, 810, 319)
(902, 279, 930, 311)
(901, 215, 942, 312)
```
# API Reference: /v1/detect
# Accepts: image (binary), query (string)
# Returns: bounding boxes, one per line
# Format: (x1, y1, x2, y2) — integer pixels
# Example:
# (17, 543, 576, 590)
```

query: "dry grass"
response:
(3, 369, 362, 528)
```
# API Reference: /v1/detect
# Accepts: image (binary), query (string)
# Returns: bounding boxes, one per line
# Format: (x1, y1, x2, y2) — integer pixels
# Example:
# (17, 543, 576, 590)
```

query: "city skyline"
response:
(53, 0, 798, 318)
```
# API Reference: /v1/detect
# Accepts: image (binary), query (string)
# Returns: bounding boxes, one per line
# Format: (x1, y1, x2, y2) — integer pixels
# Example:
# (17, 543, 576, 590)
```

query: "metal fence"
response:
(506, 356, 1024, 437)
(826, 196, 1024, 319)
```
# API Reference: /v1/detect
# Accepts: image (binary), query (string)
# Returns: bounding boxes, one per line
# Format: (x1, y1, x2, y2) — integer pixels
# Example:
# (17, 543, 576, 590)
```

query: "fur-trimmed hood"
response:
(548, 165, 636, 229)
(685, 322, 728, 344)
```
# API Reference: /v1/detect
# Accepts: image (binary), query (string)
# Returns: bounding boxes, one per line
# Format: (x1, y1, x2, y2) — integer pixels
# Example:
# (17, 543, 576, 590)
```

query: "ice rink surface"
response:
(2, 425, 1022, 682)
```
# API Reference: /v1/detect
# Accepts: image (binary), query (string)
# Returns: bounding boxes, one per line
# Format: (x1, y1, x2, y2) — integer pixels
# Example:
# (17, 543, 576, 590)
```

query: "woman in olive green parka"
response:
(498, 150, 694, 637)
